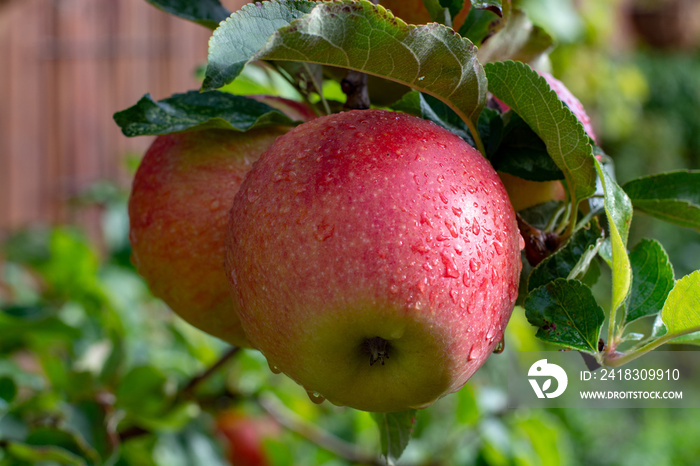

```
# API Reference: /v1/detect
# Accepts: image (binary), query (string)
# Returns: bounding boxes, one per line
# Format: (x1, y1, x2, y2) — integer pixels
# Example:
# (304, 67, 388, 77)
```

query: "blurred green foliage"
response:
(1, 189, 699, 465)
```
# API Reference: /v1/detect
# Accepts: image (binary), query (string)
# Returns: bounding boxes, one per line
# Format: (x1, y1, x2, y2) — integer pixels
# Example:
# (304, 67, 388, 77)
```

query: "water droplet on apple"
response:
(411, 242, 430, 254)
(508, 281, 519, 302)
(306, 390, 326, 405)
(471, 219, 480, 236)
(469, 258, 481, 273)
(485, 324, 497, 341)
(452, 206, 462, 217)
(493, 241, 504, 256)
(441, 253, 460, 278)
(444, 220, 459, 238)
(268, 362, 282, 374)
(209, 200, 221, 211)
(491, 268, 499, 285)
(246, 189, 260, 203)
(389, 284, 399, 294)
(449, 288, 459, 304)
(313, 222, 334, 241)
(437, 174, 445, 184)
(493, 338, 505, 354)
(454, 243, 463, 255)
(420, 212, 433, 228)
(439, 192, 449, 204)
(467, 345, 481, 361)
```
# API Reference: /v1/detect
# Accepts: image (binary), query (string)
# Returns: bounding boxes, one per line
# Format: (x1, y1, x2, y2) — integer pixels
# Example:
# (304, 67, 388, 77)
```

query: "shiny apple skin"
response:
(226, 110, 522, 412)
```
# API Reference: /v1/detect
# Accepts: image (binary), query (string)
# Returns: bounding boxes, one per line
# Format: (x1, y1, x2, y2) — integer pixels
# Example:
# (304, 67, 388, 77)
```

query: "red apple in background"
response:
(128, 97, 314, 347)
(226, 109, 523, 412)
(497, 71, 597, 211)
(378, 0, 471, 30)
(216, 410, 280, 466)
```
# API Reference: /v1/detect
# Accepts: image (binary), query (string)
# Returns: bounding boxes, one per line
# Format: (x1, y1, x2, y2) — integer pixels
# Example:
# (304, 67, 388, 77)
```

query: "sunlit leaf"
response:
(661, 269, 700, 337)
(594, 158, 633, 313)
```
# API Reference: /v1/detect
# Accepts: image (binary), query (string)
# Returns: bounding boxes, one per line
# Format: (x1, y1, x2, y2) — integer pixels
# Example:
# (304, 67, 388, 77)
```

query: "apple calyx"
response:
(363, 337, 391, 366)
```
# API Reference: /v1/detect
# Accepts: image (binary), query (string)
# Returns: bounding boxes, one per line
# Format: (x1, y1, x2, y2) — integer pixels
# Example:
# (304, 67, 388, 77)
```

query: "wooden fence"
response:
(0, 0, 213, 238)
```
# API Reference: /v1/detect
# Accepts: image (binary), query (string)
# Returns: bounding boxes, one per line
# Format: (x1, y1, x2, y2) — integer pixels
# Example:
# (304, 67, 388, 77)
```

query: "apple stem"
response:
(363, 337, 391, 366)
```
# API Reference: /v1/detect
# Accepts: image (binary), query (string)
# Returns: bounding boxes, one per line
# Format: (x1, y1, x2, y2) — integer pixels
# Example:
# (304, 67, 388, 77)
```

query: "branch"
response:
(258, 393, 384, 466)
(179, 346, 241, 400)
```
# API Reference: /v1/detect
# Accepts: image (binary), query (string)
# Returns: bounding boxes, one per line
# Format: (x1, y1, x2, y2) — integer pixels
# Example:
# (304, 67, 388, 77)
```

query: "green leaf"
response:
(661, 269, 700, 337)
(116, 366, 169, 417)
(477, 8, 553, 64)
(622, 170, 700, 232)
(113, 91, 296, 137)
(203, 0, 318, 91)
(209, 0, 487, 140)
(422, 0, 451, 24)
(0, 376, 17, 408)
(492, 113, 564, 181)
(484, 61, 596, 205)
(524, 279, 605, 352)
(595, 158, 633, 313)
(6, 442, 86, 466)
(441, 0, 466, 18)
(371, 410, 416, 462)
(26, 426, 100, 464)
(625, 239, 675, 324)
(145, 0, 230, 29)
(458, 7, 503, 47)
(471, 0, 503, 16)
(393, 91, 505, 157)
(527, 219, 604, 292)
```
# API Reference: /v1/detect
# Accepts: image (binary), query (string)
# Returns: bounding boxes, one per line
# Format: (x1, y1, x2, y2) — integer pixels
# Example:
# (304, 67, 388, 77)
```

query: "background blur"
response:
(1, 0, 699, 465)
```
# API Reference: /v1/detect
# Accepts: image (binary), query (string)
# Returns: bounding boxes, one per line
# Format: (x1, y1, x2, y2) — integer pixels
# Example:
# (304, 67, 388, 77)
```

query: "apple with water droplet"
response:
(128, 97, 315, 346)
(226, 109, 523, 412)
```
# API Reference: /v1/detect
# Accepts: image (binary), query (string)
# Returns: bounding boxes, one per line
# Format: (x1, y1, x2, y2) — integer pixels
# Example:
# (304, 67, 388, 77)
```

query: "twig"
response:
(180, 346, 241, 400)
(118, 346, 241, 443)
(258, 393, 385, 466)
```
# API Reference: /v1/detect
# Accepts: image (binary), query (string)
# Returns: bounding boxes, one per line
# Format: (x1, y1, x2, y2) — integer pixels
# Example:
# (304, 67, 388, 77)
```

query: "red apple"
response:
(226, 109, 523, 412)
(128, 98, 314, 346)
(216, 410, 280, 466)
(378, 0, 471, 30)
